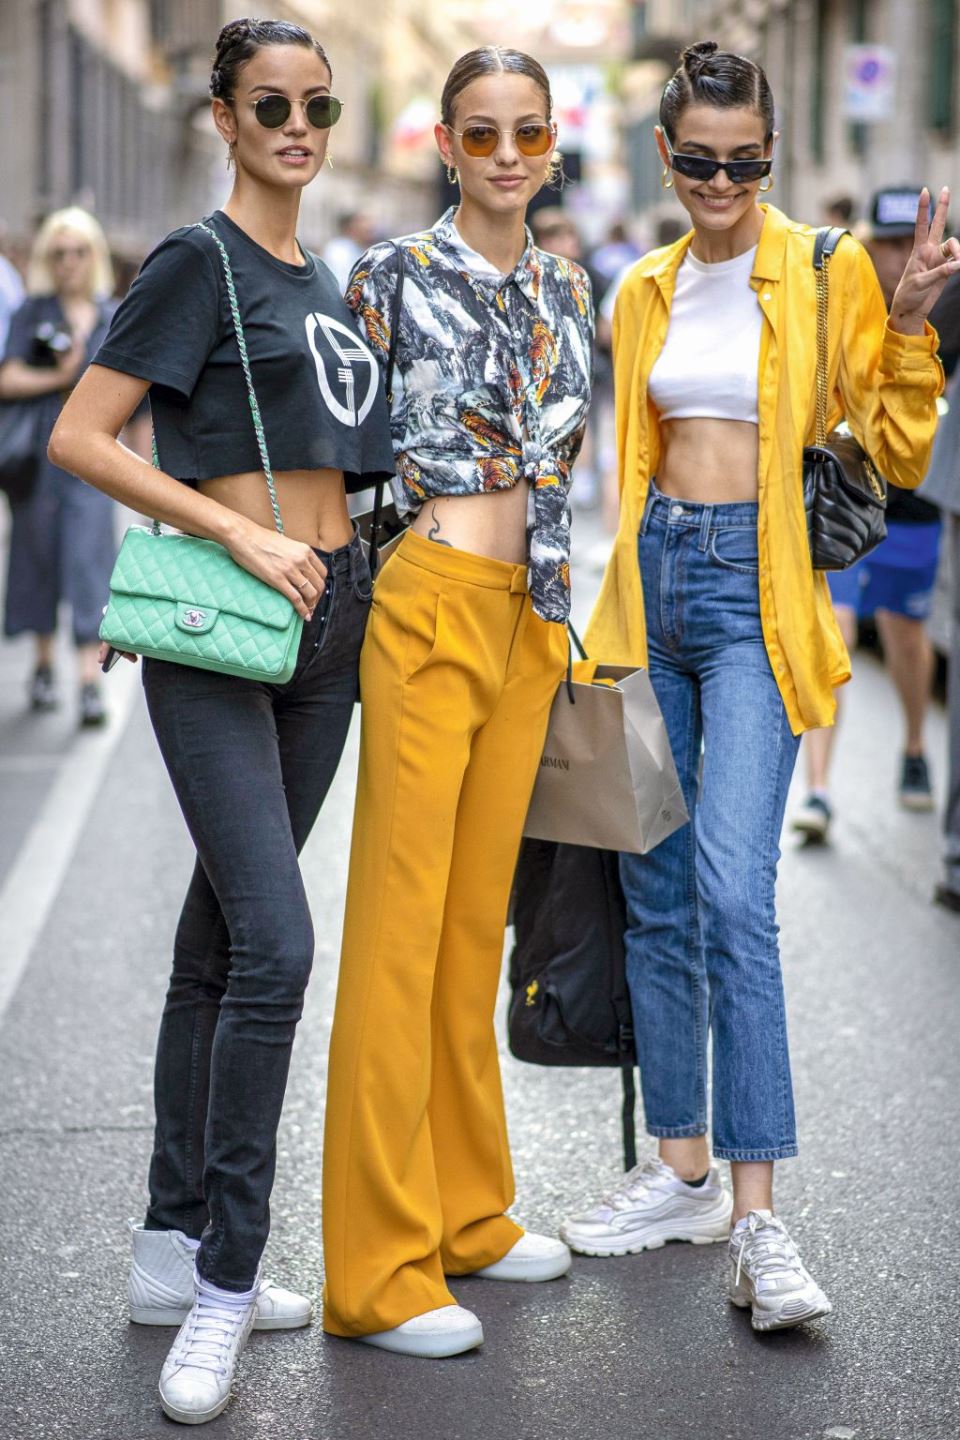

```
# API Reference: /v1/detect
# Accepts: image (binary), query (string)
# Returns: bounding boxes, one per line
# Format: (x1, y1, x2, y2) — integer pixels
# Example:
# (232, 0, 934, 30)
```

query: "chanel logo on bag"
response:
(182, 609, 207, 629)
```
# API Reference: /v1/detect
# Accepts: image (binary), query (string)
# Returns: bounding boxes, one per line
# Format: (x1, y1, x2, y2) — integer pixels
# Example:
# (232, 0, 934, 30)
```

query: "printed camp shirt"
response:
(344, 207, 595, 623)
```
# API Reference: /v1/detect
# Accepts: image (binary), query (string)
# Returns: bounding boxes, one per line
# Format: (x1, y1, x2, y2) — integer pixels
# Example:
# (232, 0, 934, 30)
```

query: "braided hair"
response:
(210, 16, 331, 100)
(659, 41, 774, 143)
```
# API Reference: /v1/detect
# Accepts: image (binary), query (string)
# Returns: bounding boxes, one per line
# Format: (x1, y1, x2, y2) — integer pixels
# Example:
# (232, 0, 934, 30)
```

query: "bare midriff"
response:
(656, 418, 760, 503)
(409, 482, 530, 563)
(199, 467, 353, 550)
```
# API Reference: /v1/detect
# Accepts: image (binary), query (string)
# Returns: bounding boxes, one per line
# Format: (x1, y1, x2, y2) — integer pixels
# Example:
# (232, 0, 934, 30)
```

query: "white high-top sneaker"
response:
(729, 1210, 833, 1331)
(560, 1156, 732, 1256)
(159, 1269, 257, 1424)
(128, 1221, 312, 1329)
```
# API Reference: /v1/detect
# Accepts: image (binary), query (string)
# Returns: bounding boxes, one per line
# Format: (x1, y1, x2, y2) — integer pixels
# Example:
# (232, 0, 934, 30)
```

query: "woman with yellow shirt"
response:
(560, 42, 953, 1331)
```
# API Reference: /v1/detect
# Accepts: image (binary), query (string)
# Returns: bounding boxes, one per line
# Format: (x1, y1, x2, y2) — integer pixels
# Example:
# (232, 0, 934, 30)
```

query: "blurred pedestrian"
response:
(921, 364, 960, 911)
(589, 218, 641, 293)
(793, 187, 945, 839)
(563, 41, 949, 1332)
(50, 17, 393, 1425)
(822, 193, 855, 228)
(530, 205, 582, 259)
(324, 44, 594, 1359)
(322, 209, 375, 290)
(0, 207, 119, 726)
(0, 221, 25, 356)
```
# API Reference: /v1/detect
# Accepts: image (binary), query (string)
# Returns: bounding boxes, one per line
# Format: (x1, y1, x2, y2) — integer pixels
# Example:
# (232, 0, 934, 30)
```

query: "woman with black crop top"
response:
(50, 19, 392, 1426)
(321, 48, 594, 1359)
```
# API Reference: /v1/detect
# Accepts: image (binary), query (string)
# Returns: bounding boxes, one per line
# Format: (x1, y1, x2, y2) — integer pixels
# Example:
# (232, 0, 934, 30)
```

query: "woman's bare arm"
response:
(0, 344, 85, 400)
(49, 363, 326, 617)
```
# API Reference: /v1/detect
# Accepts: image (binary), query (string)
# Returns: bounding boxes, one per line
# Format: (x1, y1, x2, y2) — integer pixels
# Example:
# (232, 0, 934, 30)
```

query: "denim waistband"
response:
(312, 522, 366, 584)
(641, 477, 759, 537)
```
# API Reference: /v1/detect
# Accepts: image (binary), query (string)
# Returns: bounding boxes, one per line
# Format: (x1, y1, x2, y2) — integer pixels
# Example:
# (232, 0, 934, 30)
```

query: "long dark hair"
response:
(210, 17, 331, 100)
(659, 41, 774, 142)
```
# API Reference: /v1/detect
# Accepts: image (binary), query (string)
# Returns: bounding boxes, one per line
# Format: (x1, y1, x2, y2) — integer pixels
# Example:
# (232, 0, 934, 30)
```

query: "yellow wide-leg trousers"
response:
(322, 529, 566, 1336)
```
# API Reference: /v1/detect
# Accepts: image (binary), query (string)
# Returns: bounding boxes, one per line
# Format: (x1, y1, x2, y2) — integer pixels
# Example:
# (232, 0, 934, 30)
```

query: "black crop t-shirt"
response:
(95, 210, 394, 492)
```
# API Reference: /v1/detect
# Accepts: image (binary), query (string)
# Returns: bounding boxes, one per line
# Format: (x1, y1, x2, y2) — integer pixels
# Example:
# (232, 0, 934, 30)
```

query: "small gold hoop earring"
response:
(661, 166, 674, 191)
(446, 163, 459, 185)
(758, 173, 774, 193)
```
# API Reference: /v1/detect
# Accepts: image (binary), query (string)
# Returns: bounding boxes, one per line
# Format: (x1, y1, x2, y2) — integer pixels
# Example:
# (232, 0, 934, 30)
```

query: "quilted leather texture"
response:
(802, 434, 887, 572)
(100, 527, 302, 682)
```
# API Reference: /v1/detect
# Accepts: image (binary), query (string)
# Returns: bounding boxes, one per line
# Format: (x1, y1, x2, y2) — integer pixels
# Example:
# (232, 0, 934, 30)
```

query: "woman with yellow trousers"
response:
(323, 46, 594, 1358)
(559, 42, 954, 1333)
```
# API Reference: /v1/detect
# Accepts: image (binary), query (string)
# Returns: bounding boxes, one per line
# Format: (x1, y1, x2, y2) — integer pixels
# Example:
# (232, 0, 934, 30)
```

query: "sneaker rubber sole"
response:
(356, 1317, 484, 1359)
(899, 791, 935, 813)
(730, 1281, 833, 1331)
(132, 1302, 311, 1331)
(561, 1206, 732, 1258)
(159, 1388, 233, 1426)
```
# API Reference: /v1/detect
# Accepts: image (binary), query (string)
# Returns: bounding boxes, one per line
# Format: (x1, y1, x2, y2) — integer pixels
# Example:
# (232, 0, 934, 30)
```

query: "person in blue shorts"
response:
(793, 187, 943, 840)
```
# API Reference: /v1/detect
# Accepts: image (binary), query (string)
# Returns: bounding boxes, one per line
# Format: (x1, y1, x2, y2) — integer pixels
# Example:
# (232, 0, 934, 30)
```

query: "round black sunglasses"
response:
(246, 94, 343, 131)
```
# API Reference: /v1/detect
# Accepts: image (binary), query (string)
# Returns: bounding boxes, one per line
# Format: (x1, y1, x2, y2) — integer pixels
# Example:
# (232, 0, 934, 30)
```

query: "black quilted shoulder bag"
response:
(802, 226, 888, 570)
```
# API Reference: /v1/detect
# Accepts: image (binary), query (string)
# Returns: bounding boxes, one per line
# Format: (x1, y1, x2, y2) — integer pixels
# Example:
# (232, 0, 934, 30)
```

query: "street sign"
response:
(843, 45, 896, 122)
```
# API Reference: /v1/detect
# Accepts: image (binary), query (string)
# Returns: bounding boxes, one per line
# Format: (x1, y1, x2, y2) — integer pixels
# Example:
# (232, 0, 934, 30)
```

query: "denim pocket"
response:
(709, 527, 760, 575)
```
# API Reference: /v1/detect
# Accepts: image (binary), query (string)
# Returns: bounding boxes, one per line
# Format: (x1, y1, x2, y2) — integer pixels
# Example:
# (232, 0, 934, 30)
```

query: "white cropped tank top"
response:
(647, 245, 761, 423)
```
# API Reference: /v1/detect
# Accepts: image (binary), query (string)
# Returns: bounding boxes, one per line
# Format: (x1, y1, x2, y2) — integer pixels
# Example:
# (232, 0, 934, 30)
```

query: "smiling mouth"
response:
(278, 147, 312, 159)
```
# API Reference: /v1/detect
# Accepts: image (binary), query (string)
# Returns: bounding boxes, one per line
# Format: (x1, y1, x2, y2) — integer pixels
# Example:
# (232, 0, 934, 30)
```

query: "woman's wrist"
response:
(888, 309, 926, 337)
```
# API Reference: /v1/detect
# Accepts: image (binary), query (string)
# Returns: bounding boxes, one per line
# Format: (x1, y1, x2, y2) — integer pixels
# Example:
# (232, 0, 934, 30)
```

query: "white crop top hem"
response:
(648, 244, 761, 424)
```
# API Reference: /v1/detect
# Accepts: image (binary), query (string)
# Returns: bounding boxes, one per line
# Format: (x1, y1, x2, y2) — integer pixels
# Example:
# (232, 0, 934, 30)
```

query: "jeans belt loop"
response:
(698, 504, 712, 553)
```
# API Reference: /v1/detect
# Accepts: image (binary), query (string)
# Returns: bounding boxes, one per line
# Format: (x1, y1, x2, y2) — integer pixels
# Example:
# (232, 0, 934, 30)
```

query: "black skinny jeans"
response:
(141, 529, 370, 1291)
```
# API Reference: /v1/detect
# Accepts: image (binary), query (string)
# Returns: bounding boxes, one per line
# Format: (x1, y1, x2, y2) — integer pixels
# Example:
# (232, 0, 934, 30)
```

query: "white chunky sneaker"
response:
(358, 1305, 483, 1359)
(128, 1220, 312, 1329)
(470, 1232, 572, 1282)
(159, 1270, 257, 1424)
(728, 1210, 833, 1331)
(560, 1156, 732, 1256)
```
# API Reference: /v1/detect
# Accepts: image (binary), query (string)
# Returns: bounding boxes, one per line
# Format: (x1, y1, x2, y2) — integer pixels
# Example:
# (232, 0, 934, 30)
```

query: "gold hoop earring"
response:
(446, 163, 459, 185)
(758, 173, 774, 193)
(661, 166, 674, 191)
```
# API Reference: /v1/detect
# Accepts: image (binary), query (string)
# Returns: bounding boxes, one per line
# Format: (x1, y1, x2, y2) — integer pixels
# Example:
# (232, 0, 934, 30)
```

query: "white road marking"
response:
(0, 659, 141, 1025)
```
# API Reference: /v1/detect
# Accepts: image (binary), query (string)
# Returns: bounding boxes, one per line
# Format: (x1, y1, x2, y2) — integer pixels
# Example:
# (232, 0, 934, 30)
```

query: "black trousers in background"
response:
(141, 530, 370, 1291)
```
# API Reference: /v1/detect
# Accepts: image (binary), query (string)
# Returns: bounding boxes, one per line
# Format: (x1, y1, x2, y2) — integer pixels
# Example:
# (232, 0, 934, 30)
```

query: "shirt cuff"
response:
(880, 320, 944, 390)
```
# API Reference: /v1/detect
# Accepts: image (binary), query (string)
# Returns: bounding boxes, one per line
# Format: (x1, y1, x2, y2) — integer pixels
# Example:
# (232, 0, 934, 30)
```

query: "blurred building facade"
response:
(625, 0, 960, 230)
(0, 0, 478, 260)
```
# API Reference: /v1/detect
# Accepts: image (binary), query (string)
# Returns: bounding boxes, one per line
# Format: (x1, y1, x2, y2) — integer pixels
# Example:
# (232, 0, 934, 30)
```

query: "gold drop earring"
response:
(758, 173, 774, 193)
(661, 165, 674, 190)
(326, 151, 334, 169)
(446, 163, 459, 185)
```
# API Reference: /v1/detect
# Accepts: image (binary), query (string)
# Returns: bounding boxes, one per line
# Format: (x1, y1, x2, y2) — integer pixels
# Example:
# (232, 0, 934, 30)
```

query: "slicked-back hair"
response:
(660, 41, 774, 143)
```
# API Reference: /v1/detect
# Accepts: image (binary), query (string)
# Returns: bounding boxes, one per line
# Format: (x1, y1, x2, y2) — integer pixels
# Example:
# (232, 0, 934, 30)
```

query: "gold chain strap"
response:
(814, 251, 830, 447)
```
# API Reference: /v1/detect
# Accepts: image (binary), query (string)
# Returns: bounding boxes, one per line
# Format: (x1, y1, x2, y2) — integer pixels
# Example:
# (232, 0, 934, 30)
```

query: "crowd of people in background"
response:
(2, 170, 960, 885)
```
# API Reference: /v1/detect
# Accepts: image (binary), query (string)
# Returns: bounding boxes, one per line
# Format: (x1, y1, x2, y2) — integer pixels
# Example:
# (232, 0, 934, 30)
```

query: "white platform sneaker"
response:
(357, 1305, 484, 1359)
(728, 1210, 833, 1331)
(159, 1270, 258, 1424)
(560, 1156, 733, 1256)
(128, 1220, 312, 1329)
(470, 1232, 572, 1282)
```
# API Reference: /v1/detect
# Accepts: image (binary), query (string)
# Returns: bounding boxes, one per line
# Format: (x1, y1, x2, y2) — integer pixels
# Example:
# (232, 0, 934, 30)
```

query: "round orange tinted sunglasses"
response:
(446, 122, 556, 158)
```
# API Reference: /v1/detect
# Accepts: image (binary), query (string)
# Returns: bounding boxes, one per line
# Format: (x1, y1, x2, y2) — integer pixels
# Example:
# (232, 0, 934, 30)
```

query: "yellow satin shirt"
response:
(584, 204, 944, 735)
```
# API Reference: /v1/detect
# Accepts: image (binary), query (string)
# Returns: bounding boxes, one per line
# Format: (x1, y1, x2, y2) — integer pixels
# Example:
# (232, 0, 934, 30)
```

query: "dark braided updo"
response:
(210, 17, 331, 101)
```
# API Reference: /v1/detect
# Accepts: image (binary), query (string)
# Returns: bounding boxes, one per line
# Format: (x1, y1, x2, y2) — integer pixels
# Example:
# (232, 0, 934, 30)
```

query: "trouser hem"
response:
(712, 1145, 798, 1162)
(646, 1124, 708, 1139)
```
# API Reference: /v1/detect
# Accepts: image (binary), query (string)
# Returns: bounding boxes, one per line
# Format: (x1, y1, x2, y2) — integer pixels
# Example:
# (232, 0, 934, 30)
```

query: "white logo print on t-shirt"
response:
(304, 314, 379, 427)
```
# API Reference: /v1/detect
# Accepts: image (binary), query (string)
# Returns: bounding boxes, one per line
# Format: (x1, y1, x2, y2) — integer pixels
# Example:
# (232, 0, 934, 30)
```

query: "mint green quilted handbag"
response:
(100, 223, 303, 683)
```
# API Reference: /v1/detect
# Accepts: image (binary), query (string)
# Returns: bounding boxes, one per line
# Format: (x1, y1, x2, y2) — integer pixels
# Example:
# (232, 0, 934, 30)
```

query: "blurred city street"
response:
(1, 509, 958, 1440)
(3, 1, 960, 1436)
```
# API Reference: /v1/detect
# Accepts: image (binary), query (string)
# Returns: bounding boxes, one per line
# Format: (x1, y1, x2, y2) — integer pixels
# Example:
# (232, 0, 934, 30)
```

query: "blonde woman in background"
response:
(0, 207, 119, 725)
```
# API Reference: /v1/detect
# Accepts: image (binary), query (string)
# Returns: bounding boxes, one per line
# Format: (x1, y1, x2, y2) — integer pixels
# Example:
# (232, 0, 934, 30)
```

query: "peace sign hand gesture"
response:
(889, 186, 960, 336)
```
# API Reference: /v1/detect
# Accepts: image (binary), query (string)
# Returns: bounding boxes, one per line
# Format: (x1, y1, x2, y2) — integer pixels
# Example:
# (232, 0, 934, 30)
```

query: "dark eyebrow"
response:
(247, 83, 331, 97)
(678, 140, 763, 155)
(460, 112, 547, 126)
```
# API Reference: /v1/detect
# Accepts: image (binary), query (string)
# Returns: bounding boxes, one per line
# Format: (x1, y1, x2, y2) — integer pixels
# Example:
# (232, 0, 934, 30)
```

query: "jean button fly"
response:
(671, 504, 685, 518)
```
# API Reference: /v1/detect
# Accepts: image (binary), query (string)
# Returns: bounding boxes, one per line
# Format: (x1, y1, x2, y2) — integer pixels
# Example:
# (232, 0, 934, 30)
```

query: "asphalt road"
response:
(1, 511, 958, 1440)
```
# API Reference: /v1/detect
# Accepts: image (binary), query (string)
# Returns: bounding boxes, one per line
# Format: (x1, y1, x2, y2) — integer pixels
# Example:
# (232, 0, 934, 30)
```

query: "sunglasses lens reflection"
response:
(305, 96, 342, 129)
(254, 95, 290, 128)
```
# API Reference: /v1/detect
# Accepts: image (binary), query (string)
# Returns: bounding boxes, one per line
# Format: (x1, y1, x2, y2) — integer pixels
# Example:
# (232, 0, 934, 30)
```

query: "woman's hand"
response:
(889, 186, 960, 336)
(224, 518, 328, 620)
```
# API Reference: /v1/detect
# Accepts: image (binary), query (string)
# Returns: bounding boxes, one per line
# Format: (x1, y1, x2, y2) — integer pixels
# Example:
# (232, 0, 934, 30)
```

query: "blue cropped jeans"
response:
(620, 482, 801, 1162)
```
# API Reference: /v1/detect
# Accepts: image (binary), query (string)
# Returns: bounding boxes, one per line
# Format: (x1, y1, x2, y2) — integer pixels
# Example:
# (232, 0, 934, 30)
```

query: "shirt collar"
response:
(431, 206, 542, 303)
(634, 203, 791, 296)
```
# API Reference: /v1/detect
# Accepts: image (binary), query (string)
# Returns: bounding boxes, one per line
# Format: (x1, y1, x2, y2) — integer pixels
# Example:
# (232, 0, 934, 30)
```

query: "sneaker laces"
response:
(175, 1279, 254, 1378)
(597, 1156, 675, 1213)
(733, 1212, 804, 1291)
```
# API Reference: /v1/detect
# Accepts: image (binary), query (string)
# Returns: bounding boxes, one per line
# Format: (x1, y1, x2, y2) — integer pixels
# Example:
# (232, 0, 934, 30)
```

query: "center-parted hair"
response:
(210, 16, 331, 101)
(660, 41, 774, 143)
(441, 47, 552, 126)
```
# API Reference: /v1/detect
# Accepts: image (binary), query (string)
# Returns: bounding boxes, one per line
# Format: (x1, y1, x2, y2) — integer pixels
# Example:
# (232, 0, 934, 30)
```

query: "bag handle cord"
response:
(812, 225, 848, 449)
(369, 239, 405, 578)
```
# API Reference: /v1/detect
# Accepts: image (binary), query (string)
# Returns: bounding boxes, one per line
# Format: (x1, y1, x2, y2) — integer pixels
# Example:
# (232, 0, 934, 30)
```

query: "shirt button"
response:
(762, 292, 772, 302)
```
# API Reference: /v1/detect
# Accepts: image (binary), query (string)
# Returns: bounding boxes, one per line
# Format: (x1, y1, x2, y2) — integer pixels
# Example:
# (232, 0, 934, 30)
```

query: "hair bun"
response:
(215, 18, 253, 56)
(681, 40, 719, 77)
